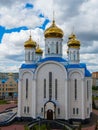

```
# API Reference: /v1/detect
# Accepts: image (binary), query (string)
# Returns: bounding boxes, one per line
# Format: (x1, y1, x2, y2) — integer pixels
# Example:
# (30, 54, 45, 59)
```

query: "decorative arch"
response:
(35, 61, 67, 79)
(68, 69, 84, 102)
(20, 70, 33, 79)
(68, 69, 84, 79)
(44, 100, 56, 120)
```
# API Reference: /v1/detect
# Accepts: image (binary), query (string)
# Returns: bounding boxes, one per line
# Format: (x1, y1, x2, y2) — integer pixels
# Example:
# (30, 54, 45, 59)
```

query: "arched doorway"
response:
(44, 100, 56, 119)
(47, 109, 53, 120)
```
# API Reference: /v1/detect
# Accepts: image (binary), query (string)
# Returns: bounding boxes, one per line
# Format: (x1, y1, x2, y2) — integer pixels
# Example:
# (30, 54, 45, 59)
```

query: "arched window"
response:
(87, 108, 89, 115)
(58, 108, 60, 114)
(27, 106, 29, 113)
(28, 52, 30, 61)
(44, 79, 46, 98)
(77, 51, 79, 60)
(49, 72, 52, 99)
(24, 106, 26, 113)
(26, 78, 28, 99)
(74, 51, 75, 60)
(32, 51, 34, 61)
(73, 108, 75, 114)
(55, 79, 58, 100)
(87, 80, 89, 99)
(56, 42, 58, 54)
(75, 79, 77, 100)
(25, 52, 28, 61)
(76, 108, 79, 114)
(48, 48, 50, 54)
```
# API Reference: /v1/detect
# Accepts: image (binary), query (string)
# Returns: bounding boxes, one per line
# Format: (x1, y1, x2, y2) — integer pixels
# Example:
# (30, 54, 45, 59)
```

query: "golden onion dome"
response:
(8, 73, 13, 77)
(24, 35, 36, 48)
(36, 44, 43, 54)
(67, 33, 80, 48)
(44, 20, 64, 38)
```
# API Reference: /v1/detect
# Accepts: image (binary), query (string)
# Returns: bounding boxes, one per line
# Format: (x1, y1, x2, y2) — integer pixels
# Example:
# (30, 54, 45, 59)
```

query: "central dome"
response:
(44, 20, 64, 38)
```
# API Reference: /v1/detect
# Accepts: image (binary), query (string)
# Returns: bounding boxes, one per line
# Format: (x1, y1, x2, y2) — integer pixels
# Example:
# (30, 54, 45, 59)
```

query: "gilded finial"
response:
(44, 10, 64, 38)
(29, 30, 32, 39)
(53, 10, 55, 21)
(52, 10, 56, 26)
(37, 39, 40, 48)
(24, 30, 37, 48)
(72, 26, 75, 34)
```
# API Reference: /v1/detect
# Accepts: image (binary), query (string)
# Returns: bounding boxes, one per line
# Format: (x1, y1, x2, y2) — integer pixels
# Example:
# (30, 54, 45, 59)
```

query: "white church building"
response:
(18, 19, 92, 123)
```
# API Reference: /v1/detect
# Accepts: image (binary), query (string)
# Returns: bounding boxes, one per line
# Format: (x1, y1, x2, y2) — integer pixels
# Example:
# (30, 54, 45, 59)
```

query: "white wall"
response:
(68, 69, 84, 119)
(35, 61, 67, 119)
(18, 69, 36, 118)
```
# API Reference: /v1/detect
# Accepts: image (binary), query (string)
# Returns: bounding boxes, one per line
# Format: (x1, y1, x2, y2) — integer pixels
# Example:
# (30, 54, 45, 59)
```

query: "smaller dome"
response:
(68, 33, 76, 40)
(67, 33, 80, 48)
(44, 20, 64, 38)
(36, 44, 43, 54)
(24, 35, 36, 48)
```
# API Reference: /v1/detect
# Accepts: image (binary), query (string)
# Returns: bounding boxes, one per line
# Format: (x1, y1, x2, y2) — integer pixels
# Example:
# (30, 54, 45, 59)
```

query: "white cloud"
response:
(0, 28, 44, 72)
(0, 1, 45, 29)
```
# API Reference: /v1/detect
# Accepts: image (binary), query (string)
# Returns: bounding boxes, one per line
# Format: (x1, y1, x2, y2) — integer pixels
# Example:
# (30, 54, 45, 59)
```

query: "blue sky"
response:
(0, 0, 98, 72)
(0, 18, 49, 43)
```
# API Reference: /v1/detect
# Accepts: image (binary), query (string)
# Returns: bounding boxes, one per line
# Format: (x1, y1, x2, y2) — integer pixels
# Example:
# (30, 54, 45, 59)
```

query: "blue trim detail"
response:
(85, 69, 91, 77)
(39, 57, 67, 63)
(66, 63, 91, 77)
(21, 64, 37, 69)
(20, 58, 91, 77)
(66, 64, 83, 68)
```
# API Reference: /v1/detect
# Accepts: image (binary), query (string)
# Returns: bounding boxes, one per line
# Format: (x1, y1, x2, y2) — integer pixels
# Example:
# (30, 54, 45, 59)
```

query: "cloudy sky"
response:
(0, 0, 98, 73)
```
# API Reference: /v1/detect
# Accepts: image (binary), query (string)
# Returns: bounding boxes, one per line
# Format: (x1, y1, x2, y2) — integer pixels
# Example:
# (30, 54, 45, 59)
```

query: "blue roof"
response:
(20, 59, 91, 77)
(66, 63, 84, 69)
(39, 57, 67, 63)
(66, 63, 91, 77)
(21, 64, 37, 69)
(85, 69, 91, 77)
(21, 57, 67, 69)
(1, 79, 7, 83)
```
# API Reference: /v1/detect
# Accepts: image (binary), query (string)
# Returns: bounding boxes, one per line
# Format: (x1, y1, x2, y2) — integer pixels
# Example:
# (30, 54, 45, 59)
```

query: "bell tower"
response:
(24, 34, 37, 64)
(35, 44, 43, 61)
(44, 19, 64, 57)
(67, 33, 80, 64)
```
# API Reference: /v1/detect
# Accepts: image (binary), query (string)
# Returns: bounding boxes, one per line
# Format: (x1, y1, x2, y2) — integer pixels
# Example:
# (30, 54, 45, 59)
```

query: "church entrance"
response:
(47, 109, 53, 120)
(44, 100, 56, 120)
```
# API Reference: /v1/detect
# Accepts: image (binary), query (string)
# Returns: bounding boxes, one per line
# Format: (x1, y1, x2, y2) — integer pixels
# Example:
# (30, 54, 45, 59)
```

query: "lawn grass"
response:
(0, 100, 7, 104)
(24, 124, 47, 130)
(24, 125, 29, 130)
(33, 124, 47, 130)
(94, 97, 98, 100)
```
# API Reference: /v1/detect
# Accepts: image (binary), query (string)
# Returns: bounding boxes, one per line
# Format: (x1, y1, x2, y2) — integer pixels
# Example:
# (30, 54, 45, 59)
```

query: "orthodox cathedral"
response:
(18, 19, 92, 123)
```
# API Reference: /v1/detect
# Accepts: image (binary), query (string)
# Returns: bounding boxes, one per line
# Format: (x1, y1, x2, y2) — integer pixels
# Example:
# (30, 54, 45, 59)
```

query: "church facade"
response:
(18, 19, 92, 122)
